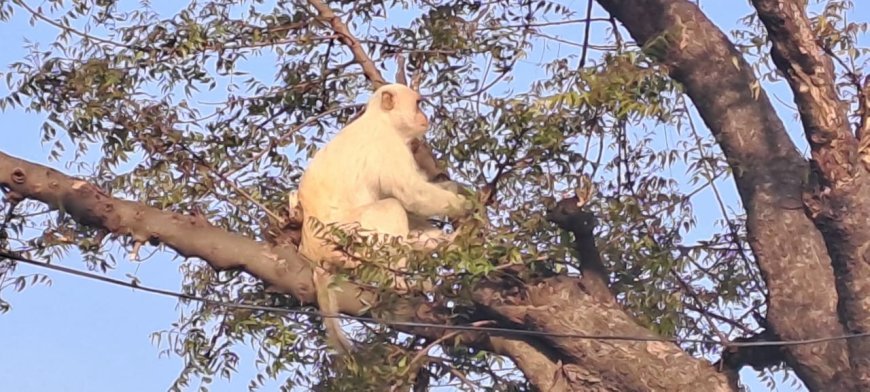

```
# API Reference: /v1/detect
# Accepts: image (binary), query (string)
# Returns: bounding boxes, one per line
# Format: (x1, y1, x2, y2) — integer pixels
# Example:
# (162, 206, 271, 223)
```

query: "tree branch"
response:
(0, 151, 318, 302)
(0, 149, 736, 391)
(307, 0, 388, 89)
(750, 0, 857, 185)
(474, 277, 736, 391)
(595, 0, 854, 389)
(749, 2, 870, 384)
(545, 196, 615, 304)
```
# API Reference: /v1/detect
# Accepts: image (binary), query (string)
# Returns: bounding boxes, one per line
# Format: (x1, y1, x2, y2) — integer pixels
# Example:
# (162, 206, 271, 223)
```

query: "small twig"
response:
(684, 302, 753, 334)
(407, 320, 494, 373)
(481, 125, 534, 206)
(229, 103, 363, 176)
(177, 143, 283, 223)
(410, 54, 425, 91)
(681, 97, 762, 288)
(0, 197, 20, 244)
(609, 15, 624, 48)
(820, 46, 868, 140)
(445, 365, 478, 391)
(578, 0, 595, 69)
(670, 267, 731, 345)
(14, 0, 132, 49)
(478, 18, 611, 31)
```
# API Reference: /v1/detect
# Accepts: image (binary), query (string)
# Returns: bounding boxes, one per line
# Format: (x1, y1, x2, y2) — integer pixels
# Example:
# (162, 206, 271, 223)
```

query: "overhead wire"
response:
(2, 249, 869, 348)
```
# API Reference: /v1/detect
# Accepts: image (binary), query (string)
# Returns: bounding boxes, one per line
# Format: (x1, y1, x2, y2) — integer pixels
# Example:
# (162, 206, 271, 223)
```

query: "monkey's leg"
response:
(348, 198, 412, 291)
(350, 198, 410, 236)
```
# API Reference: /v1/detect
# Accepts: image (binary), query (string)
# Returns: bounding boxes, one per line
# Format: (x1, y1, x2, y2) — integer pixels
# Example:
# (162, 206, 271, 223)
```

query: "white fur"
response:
(297, 83, 469, 354)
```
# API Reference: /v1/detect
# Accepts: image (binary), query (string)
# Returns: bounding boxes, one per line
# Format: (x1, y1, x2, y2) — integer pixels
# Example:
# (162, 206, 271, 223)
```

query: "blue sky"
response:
(0, 1, 866, 391)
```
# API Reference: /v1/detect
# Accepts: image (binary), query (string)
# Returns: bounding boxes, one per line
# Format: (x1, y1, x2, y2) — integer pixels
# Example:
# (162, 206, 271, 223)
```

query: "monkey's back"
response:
(297, 116, 409, 260)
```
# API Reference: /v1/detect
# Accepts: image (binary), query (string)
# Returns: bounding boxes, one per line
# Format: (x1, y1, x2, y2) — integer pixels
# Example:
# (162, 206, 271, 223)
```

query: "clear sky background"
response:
(0, 1, 866, 391)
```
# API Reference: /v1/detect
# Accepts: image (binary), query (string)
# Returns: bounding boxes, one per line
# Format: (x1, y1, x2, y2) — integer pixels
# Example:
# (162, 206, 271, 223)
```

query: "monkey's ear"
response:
(381, 90, 396, 111)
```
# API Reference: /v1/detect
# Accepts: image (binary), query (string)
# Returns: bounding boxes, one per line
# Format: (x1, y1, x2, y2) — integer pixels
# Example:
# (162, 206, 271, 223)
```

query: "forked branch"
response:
(750, 0, 857, 184)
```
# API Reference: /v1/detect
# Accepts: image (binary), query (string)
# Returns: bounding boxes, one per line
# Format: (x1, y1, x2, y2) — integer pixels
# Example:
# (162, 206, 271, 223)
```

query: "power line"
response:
(2, 249, 869, 348)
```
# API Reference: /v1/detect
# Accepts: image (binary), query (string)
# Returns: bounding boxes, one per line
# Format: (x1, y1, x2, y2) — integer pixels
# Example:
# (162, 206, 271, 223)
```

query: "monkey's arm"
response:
(393, 179, 469, 218)
(431, 178, 475, 196)
(382, 156, 470, 218)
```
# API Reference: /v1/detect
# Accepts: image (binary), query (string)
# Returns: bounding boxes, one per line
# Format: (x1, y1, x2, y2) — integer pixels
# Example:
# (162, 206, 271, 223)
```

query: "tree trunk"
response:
(595, 0, 857, 390)
(750, 1, 870, 386)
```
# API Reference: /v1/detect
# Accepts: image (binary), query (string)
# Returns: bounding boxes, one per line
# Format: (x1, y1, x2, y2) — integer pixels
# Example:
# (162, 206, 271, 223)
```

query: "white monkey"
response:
(297, 83, 472, 354)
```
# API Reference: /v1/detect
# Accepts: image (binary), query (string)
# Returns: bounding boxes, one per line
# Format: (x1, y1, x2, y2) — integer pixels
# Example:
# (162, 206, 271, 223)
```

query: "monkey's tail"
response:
(313, 269, 355, 355)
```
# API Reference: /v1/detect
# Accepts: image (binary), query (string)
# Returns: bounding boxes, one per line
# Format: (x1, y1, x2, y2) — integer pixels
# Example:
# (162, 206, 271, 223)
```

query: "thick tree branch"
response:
(475, 277, 735, 391)
(750, 0, 857, 184)
(0, 151, 318, 303)
(595, 0, 855, 389)
(546, 196, 615, 304)
(488, 336, 607, 391)
(0, 149, 736, 391)
(749, 1, 870, 383)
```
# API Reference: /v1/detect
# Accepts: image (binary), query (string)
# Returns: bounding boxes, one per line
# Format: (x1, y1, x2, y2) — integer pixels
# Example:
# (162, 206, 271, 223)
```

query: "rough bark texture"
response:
(487, 336, 606, 391)
(476, 278, 733, 392)
(750, 1, 870, 385)
(0, 150, 735, 391)
(546, 197, 615, 305)
(594, 0, 855, 389)
(750, 0, 857, 182)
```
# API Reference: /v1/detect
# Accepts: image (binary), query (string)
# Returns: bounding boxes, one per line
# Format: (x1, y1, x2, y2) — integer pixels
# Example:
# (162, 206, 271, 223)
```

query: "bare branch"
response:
(307, 0, 389, 89)
(751, 0, 857, 184)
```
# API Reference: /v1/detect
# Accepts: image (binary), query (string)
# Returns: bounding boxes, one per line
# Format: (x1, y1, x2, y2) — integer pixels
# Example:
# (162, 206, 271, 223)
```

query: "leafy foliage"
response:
(0, 0, 866, 391)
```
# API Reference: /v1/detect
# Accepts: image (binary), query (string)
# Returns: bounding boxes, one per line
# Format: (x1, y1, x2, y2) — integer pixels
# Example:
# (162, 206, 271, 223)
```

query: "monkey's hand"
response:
(433, 179, 474, 196)
(445, 194, 474, 219)
(427, 179, 475, 219)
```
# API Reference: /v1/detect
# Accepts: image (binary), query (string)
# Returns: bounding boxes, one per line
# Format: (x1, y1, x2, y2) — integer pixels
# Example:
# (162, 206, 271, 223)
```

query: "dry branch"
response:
(307, 0, 388, 89)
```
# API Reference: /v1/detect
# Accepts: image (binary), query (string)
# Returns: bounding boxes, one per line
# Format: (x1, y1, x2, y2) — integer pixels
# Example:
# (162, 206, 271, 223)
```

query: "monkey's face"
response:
(400, 96, 430, 138)
(379, 85, 430, 140)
